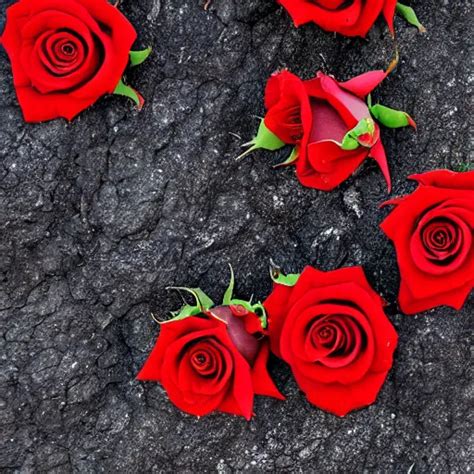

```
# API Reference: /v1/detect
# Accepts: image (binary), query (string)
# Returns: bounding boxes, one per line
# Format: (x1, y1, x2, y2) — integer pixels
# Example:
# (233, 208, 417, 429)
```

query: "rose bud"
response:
(137, 270, 284, 420)
(276, 0, 425, 38)
(1, 0, 151, 122)
(264, 265, 398, 416)
(238, 68, 416, 193)
(381, 170, 474, 314)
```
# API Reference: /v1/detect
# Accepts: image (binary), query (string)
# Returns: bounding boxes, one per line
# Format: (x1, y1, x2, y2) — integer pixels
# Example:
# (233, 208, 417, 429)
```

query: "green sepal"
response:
(339, 117, 376, 150)
(113, 79, 144, 108)
(340, 135, 359, 151)
(368, 96, 416, 129)
(168, 287, 214, 311)
(129, 47, 152, 67)
(237, 119, 285, 161)
(164, 268, 268, 330)
(269, 260, 300, 287)
(222, 265, 267, 328)
(229, 298, 267, 329)
(163, 286, 215, 324)
(167, 304, 202, 322)
(273, 147, 299, 169)
(251, 302, 267, 329)
(396, 3, 426, 33)
(222, 264, 235, 305)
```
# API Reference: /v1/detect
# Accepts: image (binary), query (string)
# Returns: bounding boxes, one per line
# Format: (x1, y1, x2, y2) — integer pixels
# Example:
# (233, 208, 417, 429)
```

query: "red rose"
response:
(381, 170, 474, 314)
(137, 304, 283, 419)
(264, 70, 311, 145)
(277, 0, 397, 37)
(263, 69, 394, 191)
(264, 266, 398, 416)
(1, 0, 138, 122)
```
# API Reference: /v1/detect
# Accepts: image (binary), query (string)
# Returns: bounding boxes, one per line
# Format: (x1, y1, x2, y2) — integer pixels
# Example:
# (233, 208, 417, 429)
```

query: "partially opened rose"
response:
(381, 170, 474, 314)
(239, 68, 415, 192)
(137, 271, 283, 419)
(276, 0, 425, 38)
(1, 0, 151, 122)
(264, 265, 398, 416)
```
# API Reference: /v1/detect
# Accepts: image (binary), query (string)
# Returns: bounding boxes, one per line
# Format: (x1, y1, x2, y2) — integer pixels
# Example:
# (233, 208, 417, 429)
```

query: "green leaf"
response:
(113, 79, 143, 108)
(396, 3, 426, 32)
(222, 265, 235, 305)
(236, 119, 285, 161)
(369, 102, 416, 129)
(273, 147, 299, 168)
(129, 47, 152, 67)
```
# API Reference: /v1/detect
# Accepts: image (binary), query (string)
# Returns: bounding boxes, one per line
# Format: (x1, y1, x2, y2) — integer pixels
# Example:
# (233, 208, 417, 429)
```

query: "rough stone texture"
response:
(0, 0, 472, 472)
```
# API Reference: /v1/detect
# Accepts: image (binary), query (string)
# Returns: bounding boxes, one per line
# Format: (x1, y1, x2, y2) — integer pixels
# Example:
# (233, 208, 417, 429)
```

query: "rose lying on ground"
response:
(264, 265, 398, 416)
(381, 170, 474, 314)
(276, 0, 425, 38)
(137, 278, 284, 419)
(239, 68, 415, 192)
(1, 0, 150, 122)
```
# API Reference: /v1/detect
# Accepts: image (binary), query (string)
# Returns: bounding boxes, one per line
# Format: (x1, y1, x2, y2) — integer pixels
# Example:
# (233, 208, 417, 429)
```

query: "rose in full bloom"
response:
(137, 284, 283, 419)
(1, 0, 145, 122)
(242, 68, 416, 192)
(276, 0, 424, 38)
(264, 266, 398, 416)
(381, 170, 474, 314)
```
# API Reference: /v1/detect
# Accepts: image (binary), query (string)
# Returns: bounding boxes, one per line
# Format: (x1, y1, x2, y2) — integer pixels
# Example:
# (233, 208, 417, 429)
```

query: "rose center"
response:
(306, 313, 366, 368)
(410, 211, 472, 276)
(61, 43, 75, 56)
(421, 218, 461, 262)
(37, 30, 89, 77)
(188, 340, 223, 378)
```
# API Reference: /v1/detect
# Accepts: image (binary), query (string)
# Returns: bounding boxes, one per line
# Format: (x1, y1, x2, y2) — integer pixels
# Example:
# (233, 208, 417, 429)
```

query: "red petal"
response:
(320, 74, 371, 126)
(369, 140, 392, 193)
(278, 0, 378, 37)
(294, 368, 390, 416)
(339, 70, 387, 98)
(383, 0, 398, 35)
(251, 342, 285, 400)
(136, 316, 219, 381)
(231, 350, 255, 420)
(409, 170, 474, 190)
(399, 277, 473, 315)
(302, 140, 368, 191)
(264, 283, 295, 357)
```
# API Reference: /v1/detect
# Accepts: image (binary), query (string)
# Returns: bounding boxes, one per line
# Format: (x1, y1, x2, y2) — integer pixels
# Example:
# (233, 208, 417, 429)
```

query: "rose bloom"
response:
(264, 69, 391, 191)
(277, 0, 397, 37)
(137, 305, 283, 419)
(381, 170, 474, 314)
(1, 0, 137, 122)
(264, 266, 398, 416)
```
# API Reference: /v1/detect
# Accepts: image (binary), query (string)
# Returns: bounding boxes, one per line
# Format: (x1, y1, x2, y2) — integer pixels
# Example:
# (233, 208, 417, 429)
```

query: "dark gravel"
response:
(0, 0, 472, 472)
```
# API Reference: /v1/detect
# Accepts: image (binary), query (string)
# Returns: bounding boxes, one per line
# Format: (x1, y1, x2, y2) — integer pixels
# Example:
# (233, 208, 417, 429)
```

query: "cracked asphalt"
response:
(0, 0, 472, 472)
